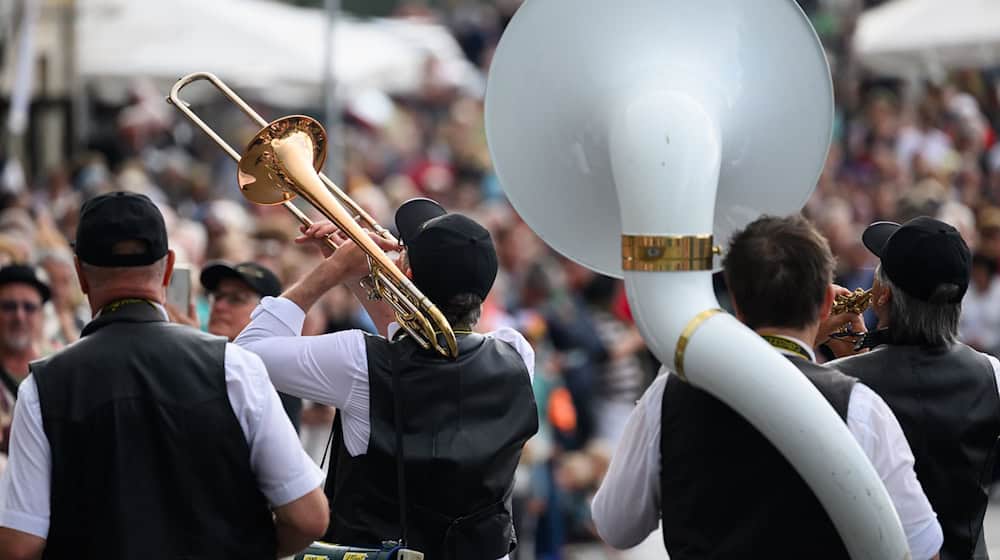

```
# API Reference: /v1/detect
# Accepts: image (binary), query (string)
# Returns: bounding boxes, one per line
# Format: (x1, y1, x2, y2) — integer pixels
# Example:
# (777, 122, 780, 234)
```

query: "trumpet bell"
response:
(238, 115, 328, 206)
(485, 0, 833, 276)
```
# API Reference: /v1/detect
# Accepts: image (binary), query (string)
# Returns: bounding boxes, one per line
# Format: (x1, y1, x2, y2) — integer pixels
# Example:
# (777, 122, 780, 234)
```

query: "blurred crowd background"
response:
(2, 0, 1000, 558)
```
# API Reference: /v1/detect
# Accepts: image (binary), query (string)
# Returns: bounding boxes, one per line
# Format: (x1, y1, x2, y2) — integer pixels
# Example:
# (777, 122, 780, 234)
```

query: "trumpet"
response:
(829, 288, 872, 341)
(831, 288, 872, 316)
(167, 72, 458, 358)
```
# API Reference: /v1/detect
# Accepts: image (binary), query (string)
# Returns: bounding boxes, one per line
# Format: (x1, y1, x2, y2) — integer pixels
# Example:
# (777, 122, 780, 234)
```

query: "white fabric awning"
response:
(854, 0, 1000, 78)
(77, 0, 481, 105)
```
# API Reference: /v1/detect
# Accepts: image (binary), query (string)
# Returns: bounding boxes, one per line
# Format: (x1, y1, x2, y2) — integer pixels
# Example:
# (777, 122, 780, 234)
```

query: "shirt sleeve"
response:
(234, 296, 371, 457)
(224, 343, 325, 507)
(0, 376, 51, 538)
(491, 327, 535, 382)
(846, 383, 943, 560)
(591, 368, 666, 549)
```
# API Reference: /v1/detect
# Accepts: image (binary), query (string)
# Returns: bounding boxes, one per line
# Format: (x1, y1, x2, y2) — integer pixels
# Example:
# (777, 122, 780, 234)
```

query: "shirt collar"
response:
(94, 299, 169, 321)
(762, 333, 816, 362)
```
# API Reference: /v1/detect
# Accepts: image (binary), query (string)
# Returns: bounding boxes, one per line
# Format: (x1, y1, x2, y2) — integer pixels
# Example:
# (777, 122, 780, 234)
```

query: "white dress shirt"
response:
(591, 340, 946, 560)
(235, 296, 535, 560)
(0, 337, 324, 540)
(235, 296, 535, 457)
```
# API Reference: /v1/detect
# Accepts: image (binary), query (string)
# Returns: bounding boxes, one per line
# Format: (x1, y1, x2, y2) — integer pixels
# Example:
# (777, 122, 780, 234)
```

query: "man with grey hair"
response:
(831, 216, 1000, 560)
(0, 192, 328, 559)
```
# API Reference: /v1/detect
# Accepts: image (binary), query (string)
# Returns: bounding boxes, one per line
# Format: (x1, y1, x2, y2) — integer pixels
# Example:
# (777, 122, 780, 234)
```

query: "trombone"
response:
(167, 72, 458, 358)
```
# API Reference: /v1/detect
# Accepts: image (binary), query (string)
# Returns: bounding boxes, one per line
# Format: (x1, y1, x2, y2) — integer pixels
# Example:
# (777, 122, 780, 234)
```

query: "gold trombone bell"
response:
(237, 116, 326, 206)
(167, 72, 458, 358)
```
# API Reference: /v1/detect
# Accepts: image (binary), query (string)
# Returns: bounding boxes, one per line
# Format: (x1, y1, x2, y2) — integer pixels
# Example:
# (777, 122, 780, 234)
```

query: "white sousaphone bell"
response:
(485, 0, 908, 558)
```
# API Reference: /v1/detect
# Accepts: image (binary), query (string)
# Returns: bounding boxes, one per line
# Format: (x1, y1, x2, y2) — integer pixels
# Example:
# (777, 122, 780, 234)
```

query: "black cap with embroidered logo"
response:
(395, 198, 497, 305)
(200, 261, 283, 298)
(74, 192, 169, 267)
(862, 216, 971, 303)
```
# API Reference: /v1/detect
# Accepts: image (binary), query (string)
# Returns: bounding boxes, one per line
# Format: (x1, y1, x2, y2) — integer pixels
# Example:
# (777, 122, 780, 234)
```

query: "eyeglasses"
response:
(209, 291, 258, 307)
(0, 300, 40, 314)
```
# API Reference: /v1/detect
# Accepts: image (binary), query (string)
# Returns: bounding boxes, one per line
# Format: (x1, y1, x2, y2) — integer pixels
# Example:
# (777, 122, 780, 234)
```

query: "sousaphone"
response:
(485, 0, 908, 557)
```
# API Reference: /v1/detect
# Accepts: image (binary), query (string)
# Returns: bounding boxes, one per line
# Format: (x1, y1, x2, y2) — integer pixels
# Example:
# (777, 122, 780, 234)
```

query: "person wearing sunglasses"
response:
(200, 261, 302, 432)
(0, 265, 49, 462)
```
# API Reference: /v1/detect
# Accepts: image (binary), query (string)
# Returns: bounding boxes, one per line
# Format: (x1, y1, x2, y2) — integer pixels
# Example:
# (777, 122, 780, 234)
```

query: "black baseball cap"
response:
(0, 265, 50, 302)
(395, 198, 498, 305)
(201, 261, 282, 298)
(74, 192, 168, 267)
(395, 198, 446, 244)
(862, 216, 971, 303)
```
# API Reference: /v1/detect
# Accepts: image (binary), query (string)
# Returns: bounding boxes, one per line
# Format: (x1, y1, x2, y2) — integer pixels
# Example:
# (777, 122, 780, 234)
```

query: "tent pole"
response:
(322, 0, 344, 188)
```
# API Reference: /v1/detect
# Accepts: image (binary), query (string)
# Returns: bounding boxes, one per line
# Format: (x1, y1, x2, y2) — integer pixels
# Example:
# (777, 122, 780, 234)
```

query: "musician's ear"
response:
(877, 284, 892, 306)
(820, 284, 836, 319)
(162, 250, 176, 288)
(74, 256, 89, 294)
(730, 299, 745, 323)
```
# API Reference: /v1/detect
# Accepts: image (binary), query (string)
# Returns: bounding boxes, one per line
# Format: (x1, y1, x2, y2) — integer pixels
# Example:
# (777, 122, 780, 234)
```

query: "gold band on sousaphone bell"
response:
(167, 72, 458, 359)
(621, 234, 721, 272)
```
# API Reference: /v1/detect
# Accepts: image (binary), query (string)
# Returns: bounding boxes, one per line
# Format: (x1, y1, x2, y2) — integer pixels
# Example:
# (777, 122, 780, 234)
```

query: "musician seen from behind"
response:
(236, 198, 538, 560)
(0, 192, 329, 560)
(830, 216, 1000, 560)
(591, 214, 942, 559)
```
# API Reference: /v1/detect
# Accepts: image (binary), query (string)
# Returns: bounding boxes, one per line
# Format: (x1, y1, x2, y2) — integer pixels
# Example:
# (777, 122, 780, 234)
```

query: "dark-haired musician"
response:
(830, 217, 1000, 560)
(236, 198, 538, 560)
(0, 192, 328, 560)
(592, 214, 942, 559)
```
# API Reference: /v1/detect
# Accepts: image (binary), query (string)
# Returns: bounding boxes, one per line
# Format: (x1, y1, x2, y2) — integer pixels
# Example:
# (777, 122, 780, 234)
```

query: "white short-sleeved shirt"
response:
(235, 296, 535, 457)
(0, 332, 324, 539)
(235, 296, 535, 560)
(591, 339, 948, 560)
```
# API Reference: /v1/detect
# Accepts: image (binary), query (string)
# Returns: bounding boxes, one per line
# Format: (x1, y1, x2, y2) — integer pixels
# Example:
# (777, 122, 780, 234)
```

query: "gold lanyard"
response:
(99, 298, 156, 316)
(761, 335, 812, 362)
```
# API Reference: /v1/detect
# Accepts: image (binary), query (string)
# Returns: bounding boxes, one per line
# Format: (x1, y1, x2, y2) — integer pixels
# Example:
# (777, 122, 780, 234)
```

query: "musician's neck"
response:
(754, 324, 819, 351)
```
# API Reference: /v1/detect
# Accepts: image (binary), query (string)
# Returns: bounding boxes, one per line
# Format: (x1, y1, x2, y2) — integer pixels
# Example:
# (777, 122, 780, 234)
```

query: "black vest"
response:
(660, 355, 856, 559)
(832, 343, 1000, 560)
(324, 332, 538, 559)
(32, 300, 276, 560)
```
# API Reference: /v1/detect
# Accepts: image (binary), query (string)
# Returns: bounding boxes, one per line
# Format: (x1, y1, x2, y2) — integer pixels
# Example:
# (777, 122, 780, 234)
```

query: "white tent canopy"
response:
(77, 0, 481, 106)
(854, 0, 1000, 78)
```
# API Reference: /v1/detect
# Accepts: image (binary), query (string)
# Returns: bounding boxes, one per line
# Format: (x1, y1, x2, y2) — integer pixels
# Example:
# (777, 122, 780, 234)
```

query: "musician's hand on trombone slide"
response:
(295, 221, 343, 258)
(295, 220, 402, 281)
